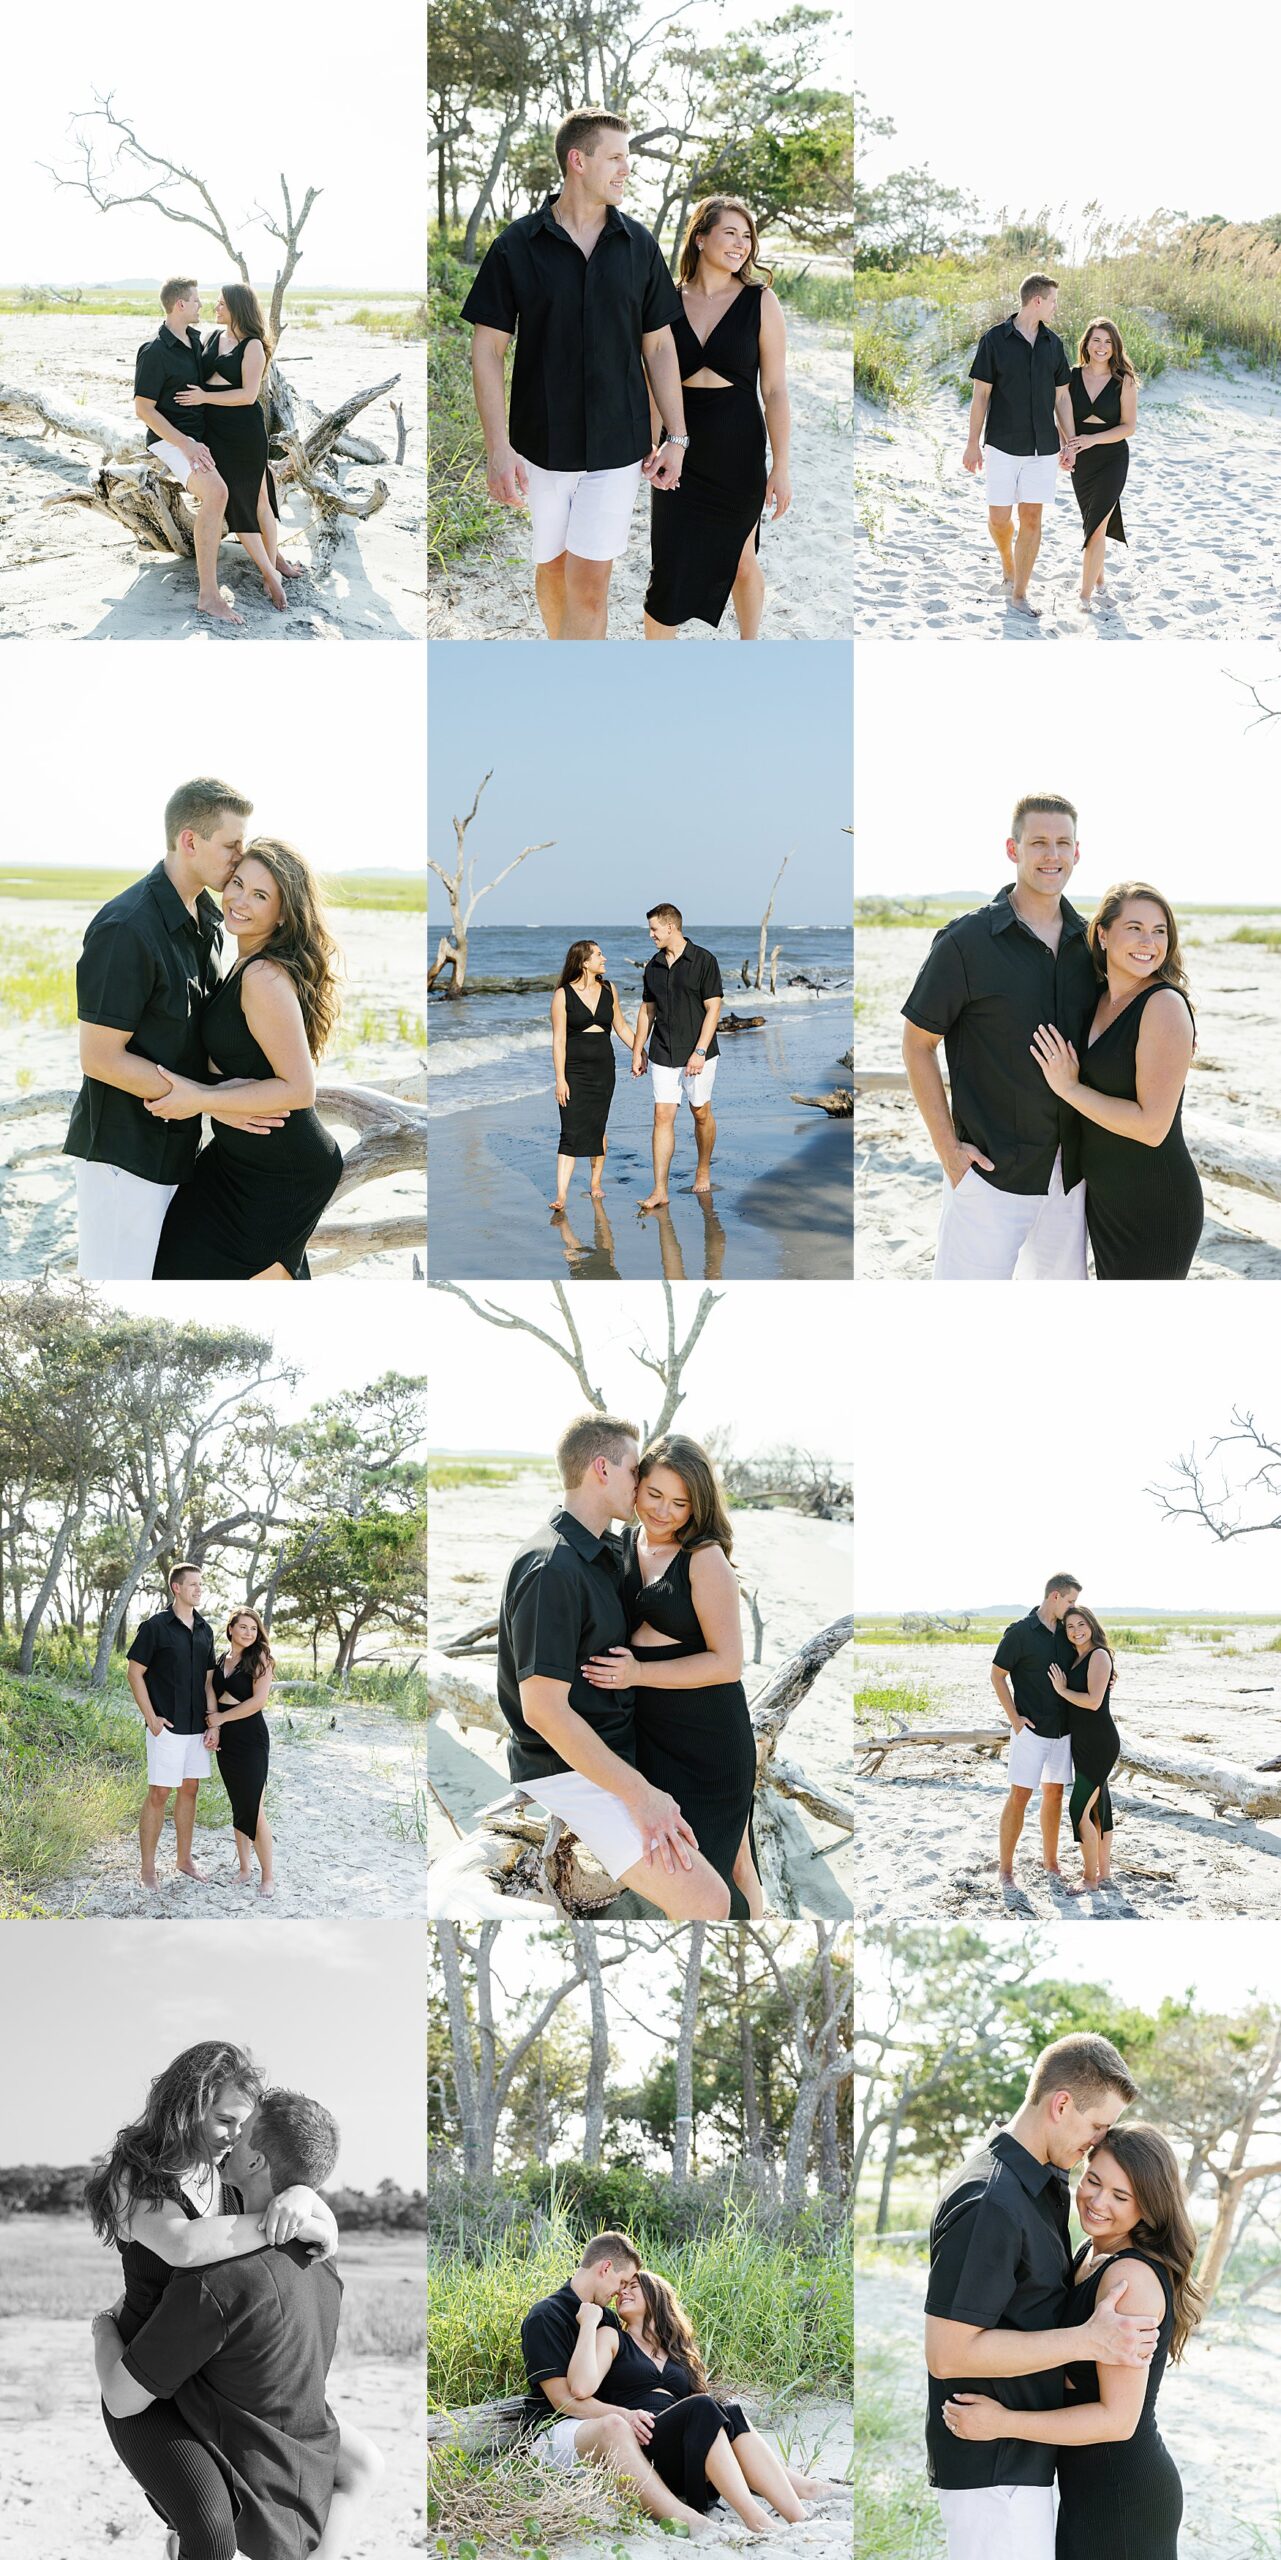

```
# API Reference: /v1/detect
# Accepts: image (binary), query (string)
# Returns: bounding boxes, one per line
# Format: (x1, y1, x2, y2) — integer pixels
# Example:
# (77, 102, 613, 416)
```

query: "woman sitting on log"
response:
(172, 284, 304, 611)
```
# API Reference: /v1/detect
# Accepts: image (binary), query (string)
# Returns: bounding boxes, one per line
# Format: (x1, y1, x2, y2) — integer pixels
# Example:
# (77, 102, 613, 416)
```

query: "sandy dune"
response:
(854, 1628, 1281, 1924)
(855, 344, 1281, 641)
(0, 311, 425, 641)
(427, 317, 853, 641)
(854, 910, 1281, 1280)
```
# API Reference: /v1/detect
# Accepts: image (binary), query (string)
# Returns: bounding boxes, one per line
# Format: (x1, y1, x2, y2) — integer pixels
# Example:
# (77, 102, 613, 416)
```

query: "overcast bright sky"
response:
(102, 1282, 426, 1412)
(858, 4, 1281, 238)
(859, 1919, 1281, 2034)
(855, 646, 1281, 901)
(857, 1284, 1281, 1613)
(0, 1922, 425, 2187)
(6, 651, 423, 875)
(428, 645, 852, 924)
(4, 11, 423, 286)
(428, 1280, 851, 1458)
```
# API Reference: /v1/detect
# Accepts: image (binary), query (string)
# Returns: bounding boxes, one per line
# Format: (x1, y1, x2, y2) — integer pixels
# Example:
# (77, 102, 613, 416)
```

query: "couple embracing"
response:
(994, 1576, 1121, 1897)
(134, 277, 300, 625)
(496, 1413, 761, 1919)
(927, 2031, 1200, 2559)
(64, 777, 343, 1281)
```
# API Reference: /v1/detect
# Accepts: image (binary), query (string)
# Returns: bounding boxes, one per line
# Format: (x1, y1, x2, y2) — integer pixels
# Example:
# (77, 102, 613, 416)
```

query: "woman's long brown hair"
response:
(677, 196, 772, 289)
(222, 281, 274, 361)
(225, 1608, 275, 1685)
(234, 839, 342, 1060)
(1077, 315, 1135, 381)
(1088, 2125, 1205, 2360)
(635, 2270, 709, 2391)
(1063, 1603, 1112, 1666)
(557, 940, 603, 990)
(84, 2041, 263, 2249)
(638, 1434, 734, 1559)
(1087, 882, 1193, 1018)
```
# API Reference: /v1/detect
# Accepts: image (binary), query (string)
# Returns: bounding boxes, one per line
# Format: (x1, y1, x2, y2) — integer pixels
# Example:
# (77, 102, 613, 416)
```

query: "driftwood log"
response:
(428, 1613, 854, 1917)
(858, 1723, 1281, 1820)
(792, 1089, 853, 1117)
(720, 1012, 766, 1033)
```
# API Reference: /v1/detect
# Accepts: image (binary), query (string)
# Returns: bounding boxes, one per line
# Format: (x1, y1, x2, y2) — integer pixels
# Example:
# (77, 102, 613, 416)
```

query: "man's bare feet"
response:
(998, 1866, 1015, 1883)
(589, 1182, 605, 1197)
(1042, 1864, 1065, 1879)
(1010, 593, 1041, 619)
(638, 1189, 669, 1211)
(176, 1859, 210, 1881)
(197, 591, 244, 626)
(692, 1175, 713, 1194)
(258, 1879, 275, 1898)
(262, 567, 287, 612)
(141, 1871, 160, 1892)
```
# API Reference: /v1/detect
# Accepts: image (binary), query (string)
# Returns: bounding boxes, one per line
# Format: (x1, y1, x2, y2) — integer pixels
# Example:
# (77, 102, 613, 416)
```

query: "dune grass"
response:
(0, 937, 77, 1027)
(0, 1667, 231, 1903)
(348, 302, 428, 339)
(1227, 926, 1281, 951)
(428, 1459, 550, 1488)
(0, 864, 423, 913)
(854, 1681, 933, 1721)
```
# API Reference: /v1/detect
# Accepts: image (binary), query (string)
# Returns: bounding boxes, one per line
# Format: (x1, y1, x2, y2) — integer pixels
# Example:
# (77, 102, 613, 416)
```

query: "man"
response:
(519, 2230, 705, 2523)
(92, 2089, 379, 2560)
(991, 1577, 1082, 1886)
(461, 109, 689, 640)
(133, 279, 241, 627)
(63, 775, 282, 1280)
(963, 275, 1076, 620)
(495, 1412, 731, 1920)
(925, 2033, 1157, 2560)
(900, 797, 1098, 1281)
(633, 904, 724, 1209)
(127, 1565, 218, 1891)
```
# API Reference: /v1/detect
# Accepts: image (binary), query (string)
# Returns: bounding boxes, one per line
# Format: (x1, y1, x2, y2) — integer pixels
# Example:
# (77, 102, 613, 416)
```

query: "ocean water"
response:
(428, 922, 852, 1120)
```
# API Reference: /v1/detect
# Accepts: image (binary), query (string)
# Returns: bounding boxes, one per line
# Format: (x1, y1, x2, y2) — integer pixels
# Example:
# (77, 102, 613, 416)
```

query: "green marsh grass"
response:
(0, 939, 77, 1026)
(0, 864, 423, 913)
(1227, 926, 1281, 950)
(855, 1681, 933, 1721)
(428, 1459, 552, 1489)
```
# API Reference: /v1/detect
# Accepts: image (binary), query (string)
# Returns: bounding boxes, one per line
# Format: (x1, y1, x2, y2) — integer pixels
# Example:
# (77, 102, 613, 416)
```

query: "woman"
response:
(582, 1434, 763, 1918)
(568, 2268, 824, 2527)
(86, 2040, 380, 2560)
(173, 285, 300, 611)
(1067, 319, 1138, 611)
(943, 2123, 1202, 2558)
(1030, 883, 1203, 1280)
(1049, 1606, 1120, 1891)
(150, 839, 344, 1281)
(206, 1609, 275, 1896)
(550, 940, 636, 1211)
(644, 197, 791, 640)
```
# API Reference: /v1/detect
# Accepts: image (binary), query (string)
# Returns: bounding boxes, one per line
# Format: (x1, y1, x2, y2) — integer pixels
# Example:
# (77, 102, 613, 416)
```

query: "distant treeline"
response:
(0, 2166, 427, 2230)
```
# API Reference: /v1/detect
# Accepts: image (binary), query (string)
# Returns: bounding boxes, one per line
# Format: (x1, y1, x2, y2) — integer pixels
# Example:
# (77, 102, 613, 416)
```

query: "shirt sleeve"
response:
(77, 918, 156, 1034)
(992, 1622, 1024, 1672)
(926, 2196, 1024, 2328)
(968, 330, 995, 386)
(699, 948, 724, 1001)
(641, 242, 682, 333)
(460, 239, 519, 334)
(522, 2298, 575, 2391)
(1053, 342, 1071, 386)
(121, 2272, 227, 2400)
(127, 1619, 159, 1669)
(134, 340, 166, 401)
(509, 1560, 584, 1689)
(901, 928, 969, 1035)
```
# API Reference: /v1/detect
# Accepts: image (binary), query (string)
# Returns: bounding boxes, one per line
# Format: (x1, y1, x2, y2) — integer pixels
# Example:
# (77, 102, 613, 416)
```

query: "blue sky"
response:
(428, 643, 853, 924)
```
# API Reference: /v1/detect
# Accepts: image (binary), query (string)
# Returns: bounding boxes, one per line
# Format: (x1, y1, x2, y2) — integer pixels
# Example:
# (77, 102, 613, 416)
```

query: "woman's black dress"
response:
(1065, 1648, 1119, 1845)
(1078, 985, 1202, 1280)
(621, 1527, 758, 1919)
(558, 981, 617, 1157)
(200, 331, 280, 535)
(102, 2180, 242, 2557)
(605, 2334, 751, 2512)
(1068, 369, 1129, 547)
(153, 965, 343, 1281)
(212, 1650, 270, 1839)
(645, 285, 768, 630)
(1056, 2248, 1182, 2558)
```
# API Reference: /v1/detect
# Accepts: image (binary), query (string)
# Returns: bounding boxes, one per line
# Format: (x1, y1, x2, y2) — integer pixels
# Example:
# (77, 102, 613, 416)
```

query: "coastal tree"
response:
(427, 770, 554, 999)
(433, 1917, 632, 2177)
(427, 1276, 724, 1440)
(671, 1924, 708, 2188)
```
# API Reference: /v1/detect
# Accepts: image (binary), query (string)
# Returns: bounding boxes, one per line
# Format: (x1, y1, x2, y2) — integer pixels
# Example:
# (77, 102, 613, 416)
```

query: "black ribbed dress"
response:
(1068, 369, 1129, 546)
(212, 1649, 270, 1839)
(1056, 2247, 1182, 2558)
(1078, 985, 1202, 1280)
(153, 964, 343, 1281)
(621, 1527, 758, 1918)
(557, 980, 617, 1157)
(1064, 1647, 1119, 1844)
(102, 2179, 242, 2558)
(645, 284, 768, 630)
(604, 2338, 751, 2511)
(200, 330, 280, 534)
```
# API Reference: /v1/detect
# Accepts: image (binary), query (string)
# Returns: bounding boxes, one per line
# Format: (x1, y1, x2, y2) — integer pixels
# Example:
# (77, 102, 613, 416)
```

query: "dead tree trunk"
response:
(737, 1931, 767, 2188)
(427, 772, 553, 1001)
(575, 1919, 610, 2167)
(672, 1924, 706, 2189)
(1196, 2018, 1281, 2305)
(753, 855, 791, 990)
(426, 1278, 724, 1442)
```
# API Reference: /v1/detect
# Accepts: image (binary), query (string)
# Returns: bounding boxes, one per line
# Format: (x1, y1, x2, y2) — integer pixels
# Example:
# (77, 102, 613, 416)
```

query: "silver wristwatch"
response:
(665, 433, 691, 449)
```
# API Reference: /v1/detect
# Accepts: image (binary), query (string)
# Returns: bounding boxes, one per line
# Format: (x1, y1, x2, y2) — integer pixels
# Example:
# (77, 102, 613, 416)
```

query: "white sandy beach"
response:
(855, 320, 1281, 641)
(427, 1472, 853, 1912)
(854, 1627, 1281, 1924)
(555, 2397, 853, 2560)
(857, 2260, 1281, 2560)
(32, 1703, 427, 1920)
(854, 909, 1281, 1280)
(0, 310, 425, 640)
(427, 316, 852, 641)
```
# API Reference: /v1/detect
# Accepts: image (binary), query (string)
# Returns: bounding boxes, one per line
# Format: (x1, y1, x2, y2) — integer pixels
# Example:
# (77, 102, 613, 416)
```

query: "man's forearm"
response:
(903, 1038, 956, 1163)
(472, 345, 510, 453)
(523, 1690, 645, 1806)
(135, 396, 187, 449)
(94, 2317, 126, 2394)
(934, 2322, 1085, 2380)
(991, 1672, 1020, 1730)
(81, 1043, 174, 1103)
(644, 337, 687, 441)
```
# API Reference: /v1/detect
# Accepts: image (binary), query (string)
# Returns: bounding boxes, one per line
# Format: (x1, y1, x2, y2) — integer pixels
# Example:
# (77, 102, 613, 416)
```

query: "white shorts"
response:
(75, 1161, 178, 1280)
(147, 437, 204, 486)
(525, 460, 643, 564)
(650, 1056, 719, 1109)
(938, 2483, 1055, 2560)
(933, 1152, 1087, 1283)
(532, 2418, 585, 2473)
(520, 1771, 647, 1883)
(144, 1726, 211, 1787)
(1006, 1726, 1073, 1790)
(982, 445, 1061, 507)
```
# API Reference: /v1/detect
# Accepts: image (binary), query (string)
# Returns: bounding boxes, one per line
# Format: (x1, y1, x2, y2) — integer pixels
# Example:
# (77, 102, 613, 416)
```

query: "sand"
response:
(857, 2260, 1281, 2560)
(426, 316, 853, 641)
(0, 310, 425, 641)
(32, 1702, 428, 1921)
(855, 329, 1281, 642)
(854, 1627, 1281, 1924)
(854, 909, 1281, 1280)
(427, 1474, 854, 1916)
(0, 893, 425, 1281)
(554, 2397, 853, 2560)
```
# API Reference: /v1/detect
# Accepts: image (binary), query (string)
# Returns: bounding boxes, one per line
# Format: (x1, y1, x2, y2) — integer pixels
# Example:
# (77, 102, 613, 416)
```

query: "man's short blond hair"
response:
(556, 1413, 640, 1489)
(1027, 2032, 1138, 2109)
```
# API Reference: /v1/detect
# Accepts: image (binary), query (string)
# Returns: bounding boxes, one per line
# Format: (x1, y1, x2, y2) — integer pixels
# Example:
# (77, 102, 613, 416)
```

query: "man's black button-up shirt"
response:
(497, 1509, 635, 1784)
(993, 1607, 1074, 1740)
(641, 939, 724, 1067)
(902, 885, 1099, 1195)
(461, 198, 682, 471)
(970, 314, 1070, 456)
(925, 2130, 1073, 2490)
(63, 863, 224, 1186)
(134, 322, 207, 446)
(127, 1604, 216, 1736)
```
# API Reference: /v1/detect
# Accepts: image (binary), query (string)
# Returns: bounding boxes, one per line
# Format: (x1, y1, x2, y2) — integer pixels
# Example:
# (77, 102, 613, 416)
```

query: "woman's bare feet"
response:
(236, 1866, 256, 1886)
(262, 566, 287, 611)
(550, 1194, 569, 1211)
(197, 590, 244, 626)
(258, 1878, 275, 1897)
(277, 555, 306, 580)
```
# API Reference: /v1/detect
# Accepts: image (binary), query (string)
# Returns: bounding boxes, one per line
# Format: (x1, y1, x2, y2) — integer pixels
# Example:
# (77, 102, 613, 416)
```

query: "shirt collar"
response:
(147, 861, 223, 940)
(158, 321, 199, 350)
(550, 1506, 620, 1565)
(988, 883, 1086, 940)
(533, 194, 626, 239)
(165, 1602, 210, 1632)
(990, 2130, 1069, 2199)
(1002, 312, 1048, 342)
